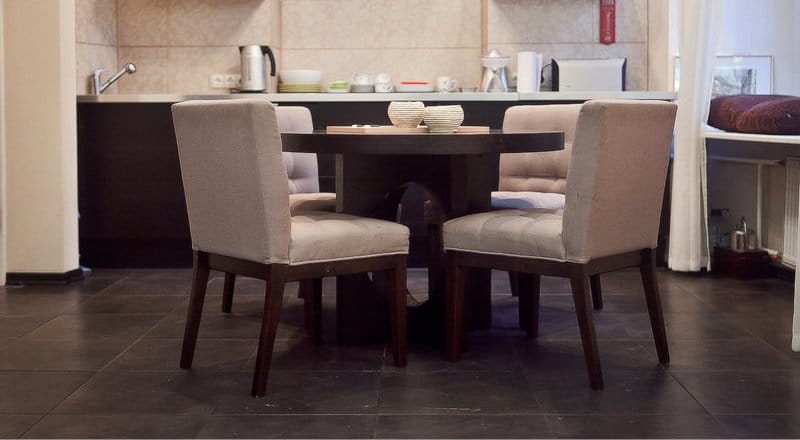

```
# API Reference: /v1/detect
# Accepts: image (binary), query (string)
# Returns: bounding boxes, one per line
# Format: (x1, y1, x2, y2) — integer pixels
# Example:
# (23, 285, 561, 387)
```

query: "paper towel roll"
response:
(517, 51, 543, 93)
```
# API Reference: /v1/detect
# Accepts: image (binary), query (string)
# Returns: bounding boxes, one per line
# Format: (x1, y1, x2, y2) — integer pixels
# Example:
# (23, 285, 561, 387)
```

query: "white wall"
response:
(717, 0, 799, 95)
(4, 0, 79, 274)
(0, 0, 6, 284)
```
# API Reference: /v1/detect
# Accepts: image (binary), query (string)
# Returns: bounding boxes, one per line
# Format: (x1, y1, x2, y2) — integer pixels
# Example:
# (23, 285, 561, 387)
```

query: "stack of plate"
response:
(387, 101, 425, 128)
(278, 83, 322, 93)
(423, 105, 464, 133)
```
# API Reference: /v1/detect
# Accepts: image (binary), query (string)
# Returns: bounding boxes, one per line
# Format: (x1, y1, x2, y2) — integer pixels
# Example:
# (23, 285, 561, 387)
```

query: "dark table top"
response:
(281, 129, 565, 155)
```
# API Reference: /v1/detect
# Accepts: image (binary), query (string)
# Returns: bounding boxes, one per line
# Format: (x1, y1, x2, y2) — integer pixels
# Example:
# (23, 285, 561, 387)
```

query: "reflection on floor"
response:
(0, 268, 797, 438)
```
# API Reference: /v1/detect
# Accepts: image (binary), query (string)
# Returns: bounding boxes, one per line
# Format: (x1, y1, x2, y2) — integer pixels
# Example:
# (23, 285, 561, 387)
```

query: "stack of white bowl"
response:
(423, 105, 464, 133)
(387, 101, 425, 128)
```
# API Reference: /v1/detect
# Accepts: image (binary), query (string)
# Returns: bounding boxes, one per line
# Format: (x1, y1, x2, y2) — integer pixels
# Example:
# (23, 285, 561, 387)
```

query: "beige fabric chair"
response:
(221, 106, 334, 316)
(172, 99, 409, 397)
(274, 106, 336, 213)
(492, 104, 581, 210)
(444, 100, 678, 389)
(494, 105, 605, 307)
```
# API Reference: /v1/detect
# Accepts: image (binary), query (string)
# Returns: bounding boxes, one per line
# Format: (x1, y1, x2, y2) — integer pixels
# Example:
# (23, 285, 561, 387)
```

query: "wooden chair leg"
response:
(517, 273, 541, 338)
(221, 272, 236, 313)
(589, 274, 603, 310)
(640, 248, 670, 364)
(509, 271, 520, 297)
(180, 251, 210, 369)
(568, 265, 603, 390)
(388, 258, 408, 367)
(446, 253, 466, 362)
(302, 279, 323, 344)
(252, 265, 286, 397)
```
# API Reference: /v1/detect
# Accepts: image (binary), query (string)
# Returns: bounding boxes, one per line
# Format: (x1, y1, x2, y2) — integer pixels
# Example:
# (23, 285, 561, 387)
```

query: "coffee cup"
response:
(353, 73, 371, 85)
(375, 83, 394, 93)
(436, 76, 458, 93)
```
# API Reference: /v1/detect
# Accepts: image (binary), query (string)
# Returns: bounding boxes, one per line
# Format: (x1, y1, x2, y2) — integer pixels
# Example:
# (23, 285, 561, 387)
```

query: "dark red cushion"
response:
(708, 95, 795, 132)
(735, 97, 800, 135)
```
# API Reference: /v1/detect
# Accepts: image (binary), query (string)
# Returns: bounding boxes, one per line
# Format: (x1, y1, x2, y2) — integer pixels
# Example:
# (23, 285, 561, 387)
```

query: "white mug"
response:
(374, 72, 391, 84)
(375, 83, 394, 93)
(353, 73, 371, 85)
(436, 76, 458, 93)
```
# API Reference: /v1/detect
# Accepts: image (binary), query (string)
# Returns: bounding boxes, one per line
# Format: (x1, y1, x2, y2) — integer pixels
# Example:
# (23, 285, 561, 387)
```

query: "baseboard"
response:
(5, 268, 85, 285)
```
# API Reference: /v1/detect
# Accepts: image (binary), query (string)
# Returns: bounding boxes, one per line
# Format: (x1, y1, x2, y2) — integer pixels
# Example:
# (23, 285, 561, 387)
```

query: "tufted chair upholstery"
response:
(274, 106, 336, 212)
(172, 99, 408, 397)
(444, 100, 678, 390)
(492, 104, 581, 210)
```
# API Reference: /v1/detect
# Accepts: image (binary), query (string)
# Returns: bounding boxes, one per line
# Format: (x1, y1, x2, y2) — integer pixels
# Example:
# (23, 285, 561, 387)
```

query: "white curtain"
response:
(668, 0, 722, 272)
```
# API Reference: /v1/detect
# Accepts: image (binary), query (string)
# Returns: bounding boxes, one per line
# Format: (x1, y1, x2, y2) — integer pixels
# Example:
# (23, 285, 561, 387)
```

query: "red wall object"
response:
(600, 0, 616, 45)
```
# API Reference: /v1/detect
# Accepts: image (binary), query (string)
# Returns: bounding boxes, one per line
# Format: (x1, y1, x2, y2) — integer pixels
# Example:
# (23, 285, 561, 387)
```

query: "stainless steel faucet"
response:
(91, 63, 136, 94)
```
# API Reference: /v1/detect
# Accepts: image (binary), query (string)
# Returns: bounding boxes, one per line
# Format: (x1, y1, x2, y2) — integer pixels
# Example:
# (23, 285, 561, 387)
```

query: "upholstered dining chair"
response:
(219, 106, 336, 332)
(492, 105, 610, 310)
(172, 99, 409, 397)
(443, 99, 678, 389)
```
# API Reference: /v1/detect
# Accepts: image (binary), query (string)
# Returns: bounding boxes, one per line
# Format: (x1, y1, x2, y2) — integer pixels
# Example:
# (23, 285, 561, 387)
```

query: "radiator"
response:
(783, 158, 800, 268)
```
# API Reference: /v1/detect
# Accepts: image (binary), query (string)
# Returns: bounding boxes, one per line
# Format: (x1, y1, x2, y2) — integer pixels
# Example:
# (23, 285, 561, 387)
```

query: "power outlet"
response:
(209, 74, 226, 89)
(223, 74, 241, 88)
(209, 74, 241, 89)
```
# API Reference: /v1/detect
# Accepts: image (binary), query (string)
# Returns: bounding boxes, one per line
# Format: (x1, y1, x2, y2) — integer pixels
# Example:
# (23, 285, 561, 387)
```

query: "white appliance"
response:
(552, 58, 626, 92)
(517, 51, 543, 93)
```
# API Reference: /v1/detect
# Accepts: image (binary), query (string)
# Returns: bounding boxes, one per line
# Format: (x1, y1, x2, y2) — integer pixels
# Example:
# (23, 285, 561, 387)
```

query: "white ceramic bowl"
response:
(388, 101, 425, 128)
(423, 105, 464, 133)
(279, 69, 322, 84)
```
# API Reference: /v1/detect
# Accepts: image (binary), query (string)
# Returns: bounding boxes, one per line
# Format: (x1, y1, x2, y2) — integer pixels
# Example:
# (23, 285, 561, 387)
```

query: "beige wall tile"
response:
(117, 47, 169, 93)
(491, 43, 647, 91)
(488, 0, 595, 44)
(118, 0, 169, 46)
(282, 0, 480, 49)
(76, 43, 118, 94)
(76, 0, 116, 45)
(281, 48, 482, 88)
(616, 0, 648, 43)
(168, 47, 241, 94)
(169, 0, 273, 46)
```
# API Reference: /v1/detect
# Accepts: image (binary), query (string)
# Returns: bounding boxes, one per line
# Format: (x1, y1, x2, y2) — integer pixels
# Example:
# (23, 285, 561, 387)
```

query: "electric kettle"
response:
(239, 45, 276, 92)
(480, 49, 510, 93)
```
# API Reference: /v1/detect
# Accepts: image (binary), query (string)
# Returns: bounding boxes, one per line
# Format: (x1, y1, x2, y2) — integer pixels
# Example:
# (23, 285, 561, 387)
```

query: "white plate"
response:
(396, 84, 435, 93)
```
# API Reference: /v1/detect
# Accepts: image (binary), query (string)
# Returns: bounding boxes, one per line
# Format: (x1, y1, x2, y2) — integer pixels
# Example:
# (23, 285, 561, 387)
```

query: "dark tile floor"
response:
(0, 268, 798, 438)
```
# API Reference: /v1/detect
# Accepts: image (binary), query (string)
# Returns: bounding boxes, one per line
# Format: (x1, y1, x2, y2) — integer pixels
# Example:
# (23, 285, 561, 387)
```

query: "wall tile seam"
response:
(76, 41, 117, 48)
(486, 40, 650, 45)
(281, 47, 482, 51)
(118, 45, 283, 50)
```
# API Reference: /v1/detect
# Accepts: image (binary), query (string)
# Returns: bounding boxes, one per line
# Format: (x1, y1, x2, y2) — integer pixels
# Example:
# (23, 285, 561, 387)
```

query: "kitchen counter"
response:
(77, 91, 676, 104)
(77, 90, 675, 268)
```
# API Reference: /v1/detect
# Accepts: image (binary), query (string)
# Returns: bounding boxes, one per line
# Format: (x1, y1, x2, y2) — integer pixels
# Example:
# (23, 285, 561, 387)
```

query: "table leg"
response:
(793, 186, 800, 351)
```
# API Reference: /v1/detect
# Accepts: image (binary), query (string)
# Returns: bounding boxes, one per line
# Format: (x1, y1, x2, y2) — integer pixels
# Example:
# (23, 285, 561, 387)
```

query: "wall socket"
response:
(209, 73, 241, 89)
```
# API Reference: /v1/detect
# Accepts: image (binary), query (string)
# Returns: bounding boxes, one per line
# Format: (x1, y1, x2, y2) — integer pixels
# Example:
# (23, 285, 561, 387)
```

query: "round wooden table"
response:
(282, 129, 565, 344)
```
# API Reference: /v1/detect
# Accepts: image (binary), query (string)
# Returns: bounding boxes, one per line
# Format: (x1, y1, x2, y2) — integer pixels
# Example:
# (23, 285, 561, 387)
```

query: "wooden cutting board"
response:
(326, 125, 490, 134)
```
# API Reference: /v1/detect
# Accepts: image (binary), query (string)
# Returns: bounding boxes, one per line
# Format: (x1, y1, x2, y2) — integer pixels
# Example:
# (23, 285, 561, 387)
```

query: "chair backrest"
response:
(275, 106, 320, 194)
(499, 104, 582, 194)
(172, 99, 291, 264)
(562, 100, 677, 262)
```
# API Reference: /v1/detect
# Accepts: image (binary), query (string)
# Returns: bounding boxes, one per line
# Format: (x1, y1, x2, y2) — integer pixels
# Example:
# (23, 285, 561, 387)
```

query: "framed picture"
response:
(673, 55, 773, 97)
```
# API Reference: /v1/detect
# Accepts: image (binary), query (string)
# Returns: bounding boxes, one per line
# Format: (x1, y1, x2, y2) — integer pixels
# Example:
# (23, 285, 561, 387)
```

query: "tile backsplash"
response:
(77, 0, 654, 94)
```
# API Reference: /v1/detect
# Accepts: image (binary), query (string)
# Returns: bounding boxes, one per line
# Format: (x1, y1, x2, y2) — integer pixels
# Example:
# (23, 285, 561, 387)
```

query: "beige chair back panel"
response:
(563, 100, 677, 263)
(172, 99, 291, 264)
(499, 104, 582, 194)
(275, 106, 319, 194)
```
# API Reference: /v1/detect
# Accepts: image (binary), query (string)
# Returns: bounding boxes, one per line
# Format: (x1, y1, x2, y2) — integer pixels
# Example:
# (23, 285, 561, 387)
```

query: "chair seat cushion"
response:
(491, 191, 566, 210)
(289, 192, 336, 213)
(443, 209, 566, 261)
(290, 211, 409, 265)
